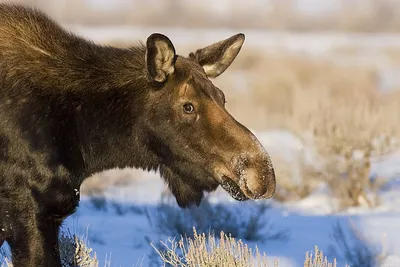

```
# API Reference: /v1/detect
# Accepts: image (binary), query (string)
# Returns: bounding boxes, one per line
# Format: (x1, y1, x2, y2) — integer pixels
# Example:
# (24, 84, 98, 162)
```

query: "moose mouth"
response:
(220, 175, 249, 201)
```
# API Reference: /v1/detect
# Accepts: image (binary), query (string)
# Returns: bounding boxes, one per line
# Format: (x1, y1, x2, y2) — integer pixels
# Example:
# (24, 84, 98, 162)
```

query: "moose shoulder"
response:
(0, 3, 276, 266)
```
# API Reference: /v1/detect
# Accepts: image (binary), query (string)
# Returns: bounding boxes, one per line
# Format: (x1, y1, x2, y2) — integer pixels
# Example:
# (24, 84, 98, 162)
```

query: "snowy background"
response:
(1, 0, 400, 266)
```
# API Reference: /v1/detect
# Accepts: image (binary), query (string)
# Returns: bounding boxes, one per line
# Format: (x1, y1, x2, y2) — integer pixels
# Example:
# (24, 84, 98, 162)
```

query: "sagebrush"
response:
(152, 228, 341, 267)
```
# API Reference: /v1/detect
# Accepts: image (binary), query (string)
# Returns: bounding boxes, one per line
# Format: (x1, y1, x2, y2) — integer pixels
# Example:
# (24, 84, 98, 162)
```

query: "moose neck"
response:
(55, 45, 160, 178)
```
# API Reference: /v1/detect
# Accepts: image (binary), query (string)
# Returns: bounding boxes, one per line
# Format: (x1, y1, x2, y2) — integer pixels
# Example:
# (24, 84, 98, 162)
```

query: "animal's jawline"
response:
(220, 175, 248, 201)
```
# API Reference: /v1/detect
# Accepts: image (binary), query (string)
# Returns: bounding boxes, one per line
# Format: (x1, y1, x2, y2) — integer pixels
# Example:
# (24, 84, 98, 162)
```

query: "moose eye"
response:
(183, 103, 195, 114)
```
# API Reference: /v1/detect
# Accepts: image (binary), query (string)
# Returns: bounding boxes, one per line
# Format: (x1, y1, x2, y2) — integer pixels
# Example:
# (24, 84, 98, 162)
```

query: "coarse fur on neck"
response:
(0, 4, 162, 178)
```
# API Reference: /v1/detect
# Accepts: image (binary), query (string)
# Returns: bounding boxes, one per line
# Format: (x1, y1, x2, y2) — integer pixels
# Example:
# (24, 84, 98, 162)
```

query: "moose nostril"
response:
(241, 168, 268, 197)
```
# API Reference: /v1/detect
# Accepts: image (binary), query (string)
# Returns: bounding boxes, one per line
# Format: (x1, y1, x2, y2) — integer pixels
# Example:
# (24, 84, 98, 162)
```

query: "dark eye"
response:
(183, 103, 195, 114)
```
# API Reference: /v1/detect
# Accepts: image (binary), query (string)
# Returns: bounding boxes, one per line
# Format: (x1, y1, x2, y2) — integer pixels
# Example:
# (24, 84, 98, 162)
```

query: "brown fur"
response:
(0, 4, 275, 266)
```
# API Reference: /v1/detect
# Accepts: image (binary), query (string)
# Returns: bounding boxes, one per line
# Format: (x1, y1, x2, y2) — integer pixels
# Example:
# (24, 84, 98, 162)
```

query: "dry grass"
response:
(304, 246, 342, 267)
(151, 228, 340, 267)
(308, 96, 398, 209)
(289, 81, 399, 209)
(151, 228, 277, 267)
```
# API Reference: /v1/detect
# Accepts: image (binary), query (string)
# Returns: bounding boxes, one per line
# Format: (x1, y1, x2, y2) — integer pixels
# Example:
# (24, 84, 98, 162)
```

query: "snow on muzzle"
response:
(216, 148, 276, 201)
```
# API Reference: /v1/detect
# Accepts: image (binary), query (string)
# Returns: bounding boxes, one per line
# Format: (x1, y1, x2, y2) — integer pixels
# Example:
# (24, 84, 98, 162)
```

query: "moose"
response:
(0, 3, 276, 266)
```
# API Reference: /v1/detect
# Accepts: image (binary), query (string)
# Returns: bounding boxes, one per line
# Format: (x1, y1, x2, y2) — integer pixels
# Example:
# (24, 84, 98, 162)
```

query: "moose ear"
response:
(189, 33, 245, 78)
(146, 33, 176, 83)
